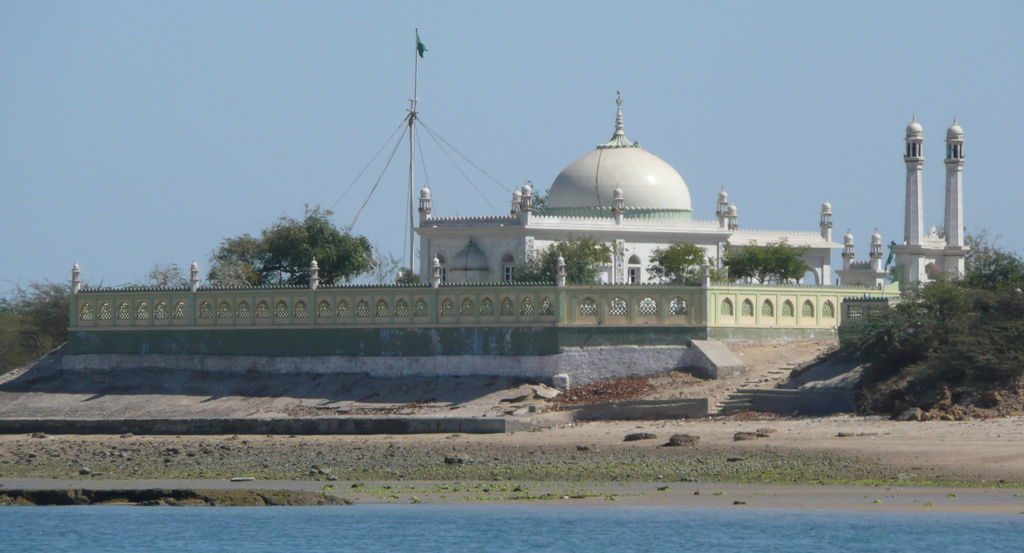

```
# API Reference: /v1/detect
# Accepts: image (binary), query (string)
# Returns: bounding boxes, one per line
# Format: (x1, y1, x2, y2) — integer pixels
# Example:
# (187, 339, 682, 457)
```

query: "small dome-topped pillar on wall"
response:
(716, 188, 729, 229)
(309, 258, 320, 290)
(869, 231, 883, 272)
(612, 187, 624, 224)
(189, 260, 200, 292)
(820, 201, 832, 241)
(71, 261, 82, 294)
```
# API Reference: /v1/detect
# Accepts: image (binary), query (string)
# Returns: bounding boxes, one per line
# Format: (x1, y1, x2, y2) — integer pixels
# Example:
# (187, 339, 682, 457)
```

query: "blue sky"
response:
(2, 1, 1022, 292)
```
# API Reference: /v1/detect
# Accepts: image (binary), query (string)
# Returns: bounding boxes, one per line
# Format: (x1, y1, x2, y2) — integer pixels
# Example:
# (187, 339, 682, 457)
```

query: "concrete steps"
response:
(717, 387, 855, 416)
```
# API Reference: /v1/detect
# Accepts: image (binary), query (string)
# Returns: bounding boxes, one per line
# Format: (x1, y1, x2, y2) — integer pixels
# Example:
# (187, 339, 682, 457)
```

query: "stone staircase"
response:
(718, 387, 855, 416)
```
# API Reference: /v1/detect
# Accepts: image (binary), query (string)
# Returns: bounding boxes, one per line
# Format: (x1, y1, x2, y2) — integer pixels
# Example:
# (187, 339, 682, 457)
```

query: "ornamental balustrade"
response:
(69, 283, 897, 331)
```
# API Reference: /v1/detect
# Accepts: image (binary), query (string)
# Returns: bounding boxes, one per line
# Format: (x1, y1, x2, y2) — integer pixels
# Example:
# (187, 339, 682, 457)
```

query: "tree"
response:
(723, 240, 808, 284)
(962, 230, 1024, 291)
(208, 205, 374, 287)
(648, 242, 706, 284)
(146, 263, 187, 288)
(395, 268, 421, 285)
(517, 237, 612, 284)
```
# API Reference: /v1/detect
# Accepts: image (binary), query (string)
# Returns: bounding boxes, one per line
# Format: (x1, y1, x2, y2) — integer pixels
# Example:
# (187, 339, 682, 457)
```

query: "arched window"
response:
(669, 297, 688, 316)
(274, 301, 289, 319)
(460, 298, 475, 316)
(440, 298, 456, 319)
(500, 297, 514, 316)
(578, 297, 598, 316)
(721, 298, 734, 316)
(501, 253, 515, 283)
(540, 297, 554, 316)
(154, 301, 169, 320)
(479, 297, 495, 316)
(413, 298, 429, 317)
(394, 299, 410, 317)
(217, 301, 232, 320)
(317, 300, 332, 319)
(761, 300, 774, 317)
(628, 254, 642, 284)
(822, 300, 835, 318)
(172, 301, 187, 320)
(802, 300, 814, 318)
(135, 301, 150, 320)
(608, 297, 629, 316)
(639, 296, 658, 316)
(520, 297, 535, 316)
(741, 299, 754, 317)
(79, 303, 95, 321)
(99, 302, 113, 321)
(781, 300, 794, 318)
(374, 299, 389, 318)
(355, 299, 370, 318)
(336, 299, 351, 318)
(118, 302, 132, 321)
(237, 301, 251, 320)
(198, 301, 213, 320)
(255, 301, 270, 319)
(294, 301, 308, 319)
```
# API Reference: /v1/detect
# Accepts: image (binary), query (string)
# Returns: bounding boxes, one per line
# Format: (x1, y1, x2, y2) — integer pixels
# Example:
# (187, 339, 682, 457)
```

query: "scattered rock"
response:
(576, 445, 590, 451)
(664, 434, 700, 447)
(733, 432, 759, 441)
(726, 456, 745, 462)
(120, 433, 133, 438)
(657, 486, 670, 491)
(532, 385, 561, 400)
(979, 391, 1001, 408)
(755, 427, 776, 437)
(443, 455, 467, 465)
(733, 500, 747, 505)
(78, 467, 92, 475)
(896, 407, 923, 421)
(623, 432, 657, 442)
(30, 432, 49, 439)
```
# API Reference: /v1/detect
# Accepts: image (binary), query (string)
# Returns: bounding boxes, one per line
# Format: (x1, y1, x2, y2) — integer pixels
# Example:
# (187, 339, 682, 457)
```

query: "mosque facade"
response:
(415, 96, 967, 289)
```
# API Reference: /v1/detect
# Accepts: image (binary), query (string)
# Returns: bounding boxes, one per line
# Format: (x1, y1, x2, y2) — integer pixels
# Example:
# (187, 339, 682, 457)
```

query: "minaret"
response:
(944, 119, 965, 249)
(904, 116, 925, 246)
(716, 188, 729, 229)
(842, 231, 855, 270)
(418, 186, 432, 225)
(819, 201, 832, 241)
(869, 231, 884, 272)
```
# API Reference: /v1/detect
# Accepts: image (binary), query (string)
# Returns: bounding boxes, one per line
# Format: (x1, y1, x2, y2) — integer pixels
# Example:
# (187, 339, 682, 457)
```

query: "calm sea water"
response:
(1, 504, 1022, 552)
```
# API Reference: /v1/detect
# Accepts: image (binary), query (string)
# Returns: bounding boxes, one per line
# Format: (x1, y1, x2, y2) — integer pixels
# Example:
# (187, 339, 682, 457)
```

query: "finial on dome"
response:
(598, 91, 635, 149)
(614, 91, 625, 137)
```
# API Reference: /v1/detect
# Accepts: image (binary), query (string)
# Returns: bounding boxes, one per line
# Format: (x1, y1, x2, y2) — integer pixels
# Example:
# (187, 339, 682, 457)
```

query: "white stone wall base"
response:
(63, 345, 706, 388)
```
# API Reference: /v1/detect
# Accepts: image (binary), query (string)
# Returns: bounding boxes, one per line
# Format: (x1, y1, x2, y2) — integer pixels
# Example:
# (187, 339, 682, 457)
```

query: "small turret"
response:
(727, 203, 738, 230)
(556, 255, 566, 287)
(430, 255, 442, 289)
(716, 188, 729, 229)
(418, 186, 432, 224)
(189, 260, 200, 292)
(820, 200, 832, 241)
(510, 189, 522, 216)
(612, 187, 624, 224)
(842, 231, 855, 270)
(869, 231, 883, 272)
(71, 261, 82, 294)
(309, 258, 320, 290)
(519, 181, 533, 224)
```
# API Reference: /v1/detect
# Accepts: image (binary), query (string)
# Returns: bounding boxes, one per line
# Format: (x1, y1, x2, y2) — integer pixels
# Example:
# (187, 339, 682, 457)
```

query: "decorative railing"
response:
(70, 282, 897, 332)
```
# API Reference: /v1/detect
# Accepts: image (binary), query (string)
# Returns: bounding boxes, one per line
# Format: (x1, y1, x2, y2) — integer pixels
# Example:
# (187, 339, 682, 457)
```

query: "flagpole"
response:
(407, 28, 419, 274)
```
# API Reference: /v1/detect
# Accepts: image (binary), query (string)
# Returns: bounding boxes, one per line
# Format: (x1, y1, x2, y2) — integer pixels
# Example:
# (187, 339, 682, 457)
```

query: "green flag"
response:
(884, 240, 896, 269)
(416, 31, 427, 58)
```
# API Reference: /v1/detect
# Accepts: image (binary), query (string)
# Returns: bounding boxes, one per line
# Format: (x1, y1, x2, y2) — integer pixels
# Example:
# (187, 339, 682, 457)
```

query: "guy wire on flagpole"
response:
(407, 27, 419, 274)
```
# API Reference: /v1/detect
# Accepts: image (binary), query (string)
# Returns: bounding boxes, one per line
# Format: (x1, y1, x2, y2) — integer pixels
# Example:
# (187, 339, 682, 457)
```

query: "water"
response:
(1, 504, 1021, 552)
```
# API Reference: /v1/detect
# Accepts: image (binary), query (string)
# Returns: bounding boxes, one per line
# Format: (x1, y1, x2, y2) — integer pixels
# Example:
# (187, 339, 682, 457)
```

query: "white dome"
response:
(547, 147, 691, 211)
(546, 94, 691, 214)
(947, 119, 963, 139)
(906, 116, 923, 136)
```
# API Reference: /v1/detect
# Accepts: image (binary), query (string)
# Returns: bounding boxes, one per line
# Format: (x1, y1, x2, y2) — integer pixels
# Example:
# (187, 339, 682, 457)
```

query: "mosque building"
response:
(416, 95, 967, 289)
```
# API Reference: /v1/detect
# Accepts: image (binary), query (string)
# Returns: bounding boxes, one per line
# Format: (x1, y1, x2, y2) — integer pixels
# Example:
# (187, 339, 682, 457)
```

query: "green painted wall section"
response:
(69, 327, 564, 357)
(707, 327, 838, 341)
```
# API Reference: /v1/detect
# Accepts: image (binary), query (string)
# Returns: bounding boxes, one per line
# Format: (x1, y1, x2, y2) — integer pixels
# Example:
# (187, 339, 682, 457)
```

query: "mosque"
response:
(415, 95, 967, 288)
